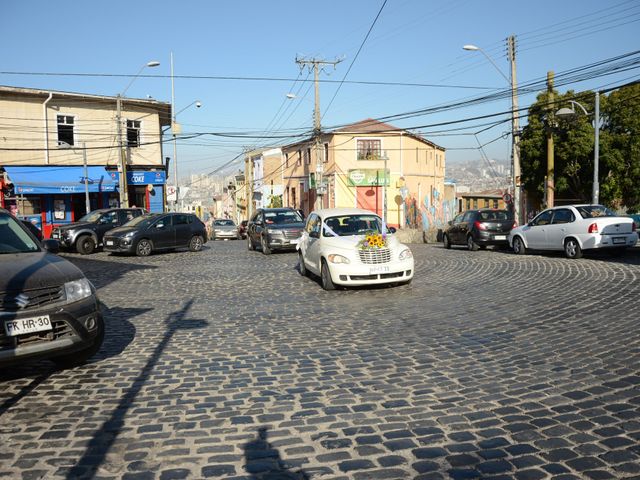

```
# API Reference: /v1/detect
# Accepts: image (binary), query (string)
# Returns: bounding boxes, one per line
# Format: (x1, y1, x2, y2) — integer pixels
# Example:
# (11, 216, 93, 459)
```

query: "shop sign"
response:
(111, 170, 166, 185)
(347, 169, 390, 187)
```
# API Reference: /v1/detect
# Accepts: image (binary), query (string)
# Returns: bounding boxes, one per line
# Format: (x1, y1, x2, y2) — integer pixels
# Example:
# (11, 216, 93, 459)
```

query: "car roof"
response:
(312, 207, 380, 218)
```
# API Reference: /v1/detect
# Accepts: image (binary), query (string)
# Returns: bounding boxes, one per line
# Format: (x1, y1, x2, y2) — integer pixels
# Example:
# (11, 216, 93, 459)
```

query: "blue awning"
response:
(4, 166, 117, 195)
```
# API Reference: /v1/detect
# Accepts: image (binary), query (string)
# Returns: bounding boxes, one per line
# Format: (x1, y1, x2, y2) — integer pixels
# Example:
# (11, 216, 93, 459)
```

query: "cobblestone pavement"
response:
(1, 241, 640, 480)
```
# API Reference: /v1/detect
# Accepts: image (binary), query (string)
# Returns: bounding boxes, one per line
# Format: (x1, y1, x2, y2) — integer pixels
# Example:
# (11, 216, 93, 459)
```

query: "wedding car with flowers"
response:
(296, 208, 414, 290)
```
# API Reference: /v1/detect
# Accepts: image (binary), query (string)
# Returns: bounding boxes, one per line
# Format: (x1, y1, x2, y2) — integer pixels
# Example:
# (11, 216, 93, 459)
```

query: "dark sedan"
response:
(247, 208, 305, 255)
(1, 208, 104, 368)
(443, 209, 515, 250)
(103, 213, 207, 256)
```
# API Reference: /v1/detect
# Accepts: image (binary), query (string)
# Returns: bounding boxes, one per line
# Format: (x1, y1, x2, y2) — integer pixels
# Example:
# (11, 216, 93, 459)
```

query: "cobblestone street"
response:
(1, 241, 639, 479)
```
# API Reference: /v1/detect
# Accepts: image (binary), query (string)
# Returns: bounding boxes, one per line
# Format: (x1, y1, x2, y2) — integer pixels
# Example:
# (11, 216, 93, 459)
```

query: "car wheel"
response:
(564, 238, 583, 259)
(443, 234, 451, 249)
(261, 236, 271, 255)
(321, 259, 336, 291)
(76, 235, 96, 255)
(136, 239, 153, 257)
(247, 236, 255, 251)
(52, 315, 105, 368)
(189, 235, 204, 252)
(513, 236, 526, 255)
(298, 251, 309, 277)
(467, 235, 479, 251)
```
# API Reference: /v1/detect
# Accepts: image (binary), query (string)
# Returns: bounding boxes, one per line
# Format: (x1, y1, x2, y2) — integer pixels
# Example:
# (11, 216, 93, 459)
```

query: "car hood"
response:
(56, 222, 94, 231)
(107, 226, 139, 237)
(0, 252, 84, 294)
(266, 223, 305, 230)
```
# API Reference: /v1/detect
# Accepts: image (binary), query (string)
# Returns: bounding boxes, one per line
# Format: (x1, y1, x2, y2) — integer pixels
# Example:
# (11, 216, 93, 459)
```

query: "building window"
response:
(291, 187, 296, 208)
(493, 199, 499, 209)
(357, 139, 381, 160)
(57, 115, 74, 146)
(285, 153, 289, 168)
(473, 199, 478, 209)
(297, 150, 302, 166)
(126, 120, 141, 148)
(324, 143, 329, 163)
(306, 148, 311, 165)
(20, 197, 42, 215)
(466, 199, 471, 210)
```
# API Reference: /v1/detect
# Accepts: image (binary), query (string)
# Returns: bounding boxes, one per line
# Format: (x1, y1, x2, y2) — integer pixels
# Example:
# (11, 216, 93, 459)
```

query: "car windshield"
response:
(323, 214, 383, 237)
(478, 210, 513, 221)
(214, 219, 235, 226)
(264, 211, 303, 225)
(124, 214, 158, 229)
(0, 213, 40, 254)
(576, 205, 616, 219)
(78, 211, 104, 223)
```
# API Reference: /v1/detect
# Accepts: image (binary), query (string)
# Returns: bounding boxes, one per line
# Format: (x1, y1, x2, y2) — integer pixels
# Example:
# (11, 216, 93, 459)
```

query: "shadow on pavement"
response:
(63, 299, 207, 480)
(244, 427, 310, 480)
(60, 254, 158, 290)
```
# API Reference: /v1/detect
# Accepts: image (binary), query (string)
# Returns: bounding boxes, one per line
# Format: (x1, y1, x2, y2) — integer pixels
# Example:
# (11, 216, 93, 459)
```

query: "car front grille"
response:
(0, 318, 75, 350)
(358, 248, 391, 264)
(0, 286, 65, 312)
(283, 229, 302, 239)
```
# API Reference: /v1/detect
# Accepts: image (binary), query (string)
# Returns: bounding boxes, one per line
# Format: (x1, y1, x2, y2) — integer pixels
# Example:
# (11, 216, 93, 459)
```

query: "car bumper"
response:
(327, 259, 414, 286)
(213, 231, 239, 239)
(103, 237, 136, 253)
(0, 294, 103, 366)
(51, 233, 73, 247)
(267, 236, 301, 250)
(475, 231, 510, 245)
(580, 233, 638, 249)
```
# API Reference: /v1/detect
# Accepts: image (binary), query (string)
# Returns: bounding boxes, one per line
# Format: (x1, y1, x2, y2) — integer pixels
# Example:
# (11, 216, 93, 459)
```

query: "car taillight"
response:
(633, 223, 637, 232)
(588, 222, 599, 233)
(474, 221, 487, 230)
(511, 221, 518, 229)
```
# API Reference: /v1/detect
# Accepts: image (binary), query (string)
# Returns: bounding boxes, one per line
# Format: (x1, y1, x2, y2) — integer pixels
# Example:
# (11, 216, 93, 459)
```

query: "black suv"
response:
(247, 208, 305, 255)
(103, 212, 207, 256)
(0, 208, 104, 368)
(443, 209, 515, 250)
(51, 208, 145, 254)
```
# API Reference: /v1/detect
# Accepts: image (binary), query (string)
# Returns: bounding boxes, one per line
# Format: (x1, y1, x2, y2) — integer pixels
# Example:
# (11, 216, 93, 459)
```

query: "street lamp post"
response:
(464, 39, 521, 223)
(116, 60, 160, 208)
(555, 93, 600, 204)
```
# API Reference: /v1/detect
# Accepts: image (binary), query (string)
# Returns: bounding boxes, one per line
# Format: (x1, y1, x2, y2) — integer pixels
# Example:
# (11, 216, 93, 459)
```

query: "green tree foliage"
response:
(520, 83, 640, 212)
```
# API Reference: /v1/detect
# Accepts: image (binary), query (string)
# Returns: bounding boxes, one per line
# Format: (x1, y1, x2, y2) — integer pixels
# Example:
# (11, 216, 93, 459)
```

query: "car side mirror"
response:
(387, 226, 397, 234)
(309, 231, 319, 239)
(447, 220, 453, 226)
(42, 239, 60, 254)
(156, 223, 165, 229)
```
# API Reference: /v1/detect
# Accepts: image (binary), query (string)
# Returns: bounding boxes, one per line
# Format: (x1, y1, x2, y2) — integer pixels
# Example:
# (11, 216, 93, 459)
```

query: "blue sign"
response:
(6, 166, 117, 194)
(110, 170, 166, 185)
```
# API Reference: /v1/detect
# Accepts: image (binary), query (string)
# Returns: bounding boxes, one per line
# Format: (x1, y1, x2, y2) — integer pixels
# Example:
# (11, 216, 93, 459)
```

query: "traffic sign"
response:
(503, 193, 513, 203)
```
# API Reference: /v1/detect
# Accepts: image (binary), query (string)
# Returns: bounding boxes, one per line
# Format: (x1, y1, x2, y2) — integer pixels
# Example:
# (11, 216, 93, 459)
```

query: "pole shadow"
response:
(244, 427, 310, 480)
(63, 299, 207, 479)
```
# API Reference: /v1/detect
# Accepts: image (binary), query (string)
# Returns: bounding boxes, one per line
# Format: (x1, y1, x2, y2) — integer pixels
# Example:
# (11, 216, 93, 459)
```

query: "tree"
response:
(519, 83, 640, 212)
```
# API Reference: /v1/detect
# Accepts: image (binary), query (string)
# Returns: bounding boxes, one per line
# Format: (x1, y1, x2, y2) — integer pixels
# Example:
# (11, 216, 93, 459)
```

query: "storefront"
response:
(2, 166, 117, 238)
(110, 170, 166, 213)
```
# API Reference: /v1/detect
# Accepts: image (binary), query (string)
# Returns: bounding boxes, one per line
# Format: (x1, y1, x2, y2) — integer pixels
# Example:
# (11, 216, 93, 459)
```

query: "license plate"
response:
(52, 233, 59, 239)
(105, 240, 114, 246)
(370, 266, 390, 274)
(613, 237, 626, 244)
(493, 235, 506, 240)
(4, 315, 52, 337)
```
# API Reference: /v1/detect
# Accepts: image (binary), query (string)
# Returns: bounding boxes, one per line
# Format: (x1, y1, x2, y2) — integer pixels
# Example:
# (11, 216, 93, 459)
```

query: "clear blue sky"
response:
(2, 0, 639, 180)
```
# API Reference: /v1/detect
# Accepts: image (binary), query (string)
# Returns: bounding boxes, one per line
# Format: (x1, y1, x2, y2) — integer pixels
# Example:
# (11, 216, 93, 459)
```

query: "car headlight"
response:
(399, 248, 413, 260)
(64, 278, 93, 303)
(328, 254, 350, 264)
(123, 231, 136, 238)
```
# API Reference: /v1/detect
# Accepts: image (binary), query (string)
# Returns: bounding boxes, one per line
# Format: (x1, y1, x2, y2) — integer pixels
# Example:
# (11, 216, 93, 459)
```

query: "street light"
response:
(555, 94, 600, 204)
(116, 60, 160, 208)
(464, 39, 521, 224)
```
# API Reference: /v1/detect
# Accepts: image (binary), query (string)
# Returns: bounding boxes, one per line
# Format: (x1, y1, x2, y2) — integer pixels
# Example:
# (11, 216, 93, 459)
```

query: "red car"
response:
(238, 220, 248, 239)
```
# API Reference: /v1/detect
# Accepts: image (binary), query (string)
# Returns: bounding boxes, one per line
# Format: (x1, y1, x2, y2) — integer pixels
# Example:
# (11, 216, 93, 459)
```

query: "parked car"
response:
(103, 212, 207, 256)
(297, 208, 414, 290)
(443, 209, 515, 251)
(509, 204, 638, 259)
(51, 207, 146, 254)
(0, 208, 104, 368)
(247, 208, 305, 255)
(21, 219, 43, 241)
(211, 218, 240, 240)
(238, 220, 248, 239)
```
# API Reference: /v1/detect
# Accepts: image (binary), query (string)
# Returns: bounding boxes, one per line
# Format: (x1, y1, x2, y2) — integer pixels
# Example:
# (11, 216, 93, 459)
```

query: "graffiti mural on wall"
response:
(403, 187, 456, 231)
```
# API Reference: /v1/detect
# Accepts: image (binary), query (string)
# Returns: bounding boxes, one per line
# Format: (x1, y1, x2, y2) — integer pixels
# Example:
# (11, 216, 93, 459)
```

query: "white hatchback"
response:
(297, 208, 414, 290)
(509, 204, 638, 259)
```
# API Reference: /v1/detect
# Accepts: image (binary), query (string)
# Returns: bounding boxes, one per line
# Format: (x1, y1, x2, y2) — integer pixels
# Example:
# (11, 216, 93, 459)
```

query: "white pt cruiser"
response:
(296, 208, 414, 290)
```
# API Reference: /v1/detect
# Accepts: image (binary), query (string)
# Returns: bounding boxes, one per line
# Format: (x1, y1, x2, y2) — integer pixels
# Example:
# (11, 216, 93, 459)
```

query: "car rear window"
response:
(576, 205, 616, 219)
(478, 210, 512, 221)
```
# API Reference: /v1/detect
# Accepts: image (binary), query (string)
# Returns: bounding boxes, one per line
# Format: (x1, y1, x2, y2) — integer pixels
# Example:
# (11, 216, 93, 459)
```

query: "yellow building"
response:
(0, 85, 170, 237)
(277, 118, 452, 231)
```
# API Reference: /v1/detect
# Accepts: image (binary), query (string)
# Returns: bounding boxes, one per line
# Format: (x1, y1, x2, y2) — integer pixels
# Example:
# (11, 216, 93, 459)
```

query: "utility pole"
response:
(507, 35, 522, 224)
(171, 52, 179, 212)
(546, 71, 555, 208)
(82, 142, 90, 214)
(116, 95, 129, 208)
(295, 56, 342, 211)
(593, 91, 600, 204)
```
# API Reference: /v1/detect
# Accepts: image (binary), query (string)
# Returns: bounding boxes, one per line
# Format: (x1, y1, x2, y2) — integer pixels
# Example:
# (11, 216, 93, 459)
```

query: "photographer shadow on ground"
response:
(244, 427, 310, 480)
